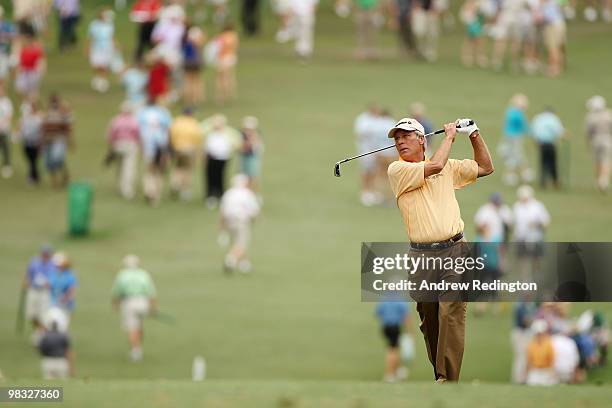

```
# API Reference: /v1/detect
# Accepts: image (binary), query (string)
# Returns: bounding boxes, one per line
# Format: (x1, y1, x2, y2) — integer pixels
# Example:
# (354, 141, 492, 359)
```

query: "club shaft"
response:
(338, 128, 445, 164)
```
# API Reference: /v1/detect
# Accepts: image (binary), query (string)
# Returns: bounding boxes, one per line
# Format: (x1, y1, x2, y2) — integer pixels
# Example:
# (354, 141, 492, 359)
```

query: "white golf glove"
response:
(456, 118, 479, 136)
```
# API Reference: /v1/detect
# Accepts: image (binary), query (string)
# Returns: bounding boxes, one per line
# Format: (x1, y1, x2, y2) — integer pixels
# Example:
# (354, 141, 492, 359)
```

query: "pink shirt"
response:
(107, 113, 140, 145)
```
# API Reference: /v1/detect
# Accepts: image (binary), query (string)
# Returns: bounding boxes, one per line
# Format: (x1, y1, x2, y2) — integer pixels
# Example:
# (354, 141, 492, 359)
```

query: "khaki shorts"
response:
(543, 23, 566, 50)
(41, 358, 69, 380)
(121, 297, 150, 332)
(26, 288, 51, 322)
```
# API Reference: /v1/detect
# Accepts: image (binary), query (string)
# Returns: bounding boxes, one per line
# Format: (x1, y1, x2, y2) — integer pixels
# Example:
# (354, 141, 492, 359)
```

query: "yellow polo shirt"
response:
(527, 337, 555, 369)
(170, 116, 203, 153)
(387, 158, 478, 243)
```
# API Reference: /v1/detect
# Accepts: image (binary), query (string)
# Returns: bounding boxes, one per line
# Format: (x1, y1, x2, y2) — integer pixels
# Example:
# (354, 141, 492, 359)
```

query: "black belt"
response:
(410, 232, 464, 250)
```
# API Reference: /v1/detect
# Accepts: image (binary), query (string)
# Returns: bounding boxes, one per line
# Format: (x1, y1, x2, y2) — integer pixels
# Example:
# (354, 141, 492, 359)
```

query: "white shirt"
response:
(354, 112, 378, 151)
(513, 199, 550, 242)
(375, 115, 396, 150)
(0, 96, 13, 133)
(221, 186, 260, 222)
(291, 0, 319, 17)
(552, 335, 579, 376)
(206, 130, 234, 160)
(474, 202, 513, 242)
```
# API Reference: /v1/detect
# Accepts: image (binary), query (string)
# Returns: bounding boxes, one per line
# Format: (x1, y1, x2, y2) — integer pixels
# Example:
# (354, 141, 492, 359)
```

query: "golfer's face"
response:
(393, 130, 422, 161)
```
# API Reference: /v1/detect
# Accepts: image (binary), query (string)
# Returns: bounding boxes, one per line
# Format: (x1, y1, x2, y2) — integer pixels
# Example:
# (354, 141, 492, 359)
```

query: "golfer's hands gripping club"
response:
(443, 122, 458, 142)
(456, 118, 479, 137)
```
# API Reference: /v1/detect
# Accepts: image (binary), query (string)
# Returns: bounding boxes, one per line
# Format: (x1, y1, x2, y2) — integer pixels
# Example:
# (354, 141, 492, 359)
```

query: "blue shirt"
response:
(531, 112, 563, 144)
(376, 301, 409, 326)
(504, 107, 529, 139)
(122, 68, 148, 105)
(27, 257, 56, 289)
(137, 105, 172, 161)
(88, 20, 114, 53)
(50, 269, 78, 311)
(513, 302, 536, 329)
(0, 20, 16, 54)
(542, 0, 564, 24)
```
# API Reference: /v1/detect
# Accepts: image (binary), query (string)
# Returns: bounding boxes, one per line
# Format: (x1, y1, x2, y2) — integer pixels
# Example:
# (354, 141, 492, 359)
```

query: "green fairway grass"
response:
(3, 380, 612, 408)
(1, 0, 612, 392)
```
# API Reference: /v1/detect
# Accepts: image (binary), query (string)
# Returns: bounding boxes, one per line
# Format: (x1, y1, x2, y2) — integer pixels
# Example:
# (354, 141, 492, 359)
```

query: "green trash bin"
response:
(68, 182, 93, 236)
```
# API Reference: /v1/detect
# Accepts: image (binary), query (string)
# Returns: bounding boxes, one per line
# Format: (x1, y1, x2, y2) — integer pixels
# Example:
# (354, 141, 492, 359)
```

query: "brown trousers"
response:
(410, 241, 470, 381)
(417, 301, 466, 381)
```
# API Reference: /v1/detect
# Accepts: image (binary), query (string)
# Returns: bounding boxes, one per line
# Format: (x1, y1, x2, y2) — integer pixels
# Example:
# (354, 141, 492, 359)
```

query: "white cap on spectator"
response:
(531, 319, 549, 334)
(123, 254, 140, 269)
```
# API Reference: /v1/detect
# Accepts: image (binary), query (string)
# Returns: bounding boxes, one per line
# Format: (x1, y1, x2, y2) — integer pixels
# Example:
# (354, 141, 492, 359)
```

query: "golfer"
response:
(387, 117, 494, 382)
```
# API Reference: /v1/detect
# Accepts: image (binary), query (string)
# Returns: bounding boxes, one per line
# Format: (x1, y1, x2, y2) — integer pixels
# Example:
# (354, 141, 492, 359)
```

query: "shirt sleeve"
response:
(538, 202, 551, 227)
(448, 159, 478, 189)
(387, 161, 425, 198)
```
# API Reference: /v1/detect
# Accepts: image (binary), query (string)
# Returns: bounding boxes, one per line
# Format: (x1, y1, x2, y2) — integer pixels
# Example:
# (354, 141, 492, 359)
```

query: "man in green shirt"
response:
(111, 255, 157, 362)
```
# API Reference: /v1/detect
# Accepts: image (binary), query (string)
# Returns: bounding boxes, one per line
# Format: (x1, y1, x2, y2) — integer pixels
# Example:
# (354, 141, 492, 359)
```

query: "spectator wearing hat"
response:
(23, 244, 56, 345)
(49, 252, 78, 329)
(513, 185, 550, 285)
(526, 319, 557, 385)
(585, 96, 612, 192)
(169, 107, 203, 201)
(220, 174, 261, 273)
(112, 255, 157, 362)
(499, 93, 532, 186)
(240, 116, 264, 196)
(201, 114, 241, 209)
(531, 106, 565, 189)
(106, 101, 141, 200)
(38, 316, 75, 379)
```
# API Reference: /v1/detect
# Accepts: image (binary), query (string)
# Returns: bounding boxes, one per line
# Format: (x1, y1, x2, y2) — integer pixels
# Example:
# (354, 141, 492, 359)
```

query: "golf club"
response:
(334, 120, 474, 177)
